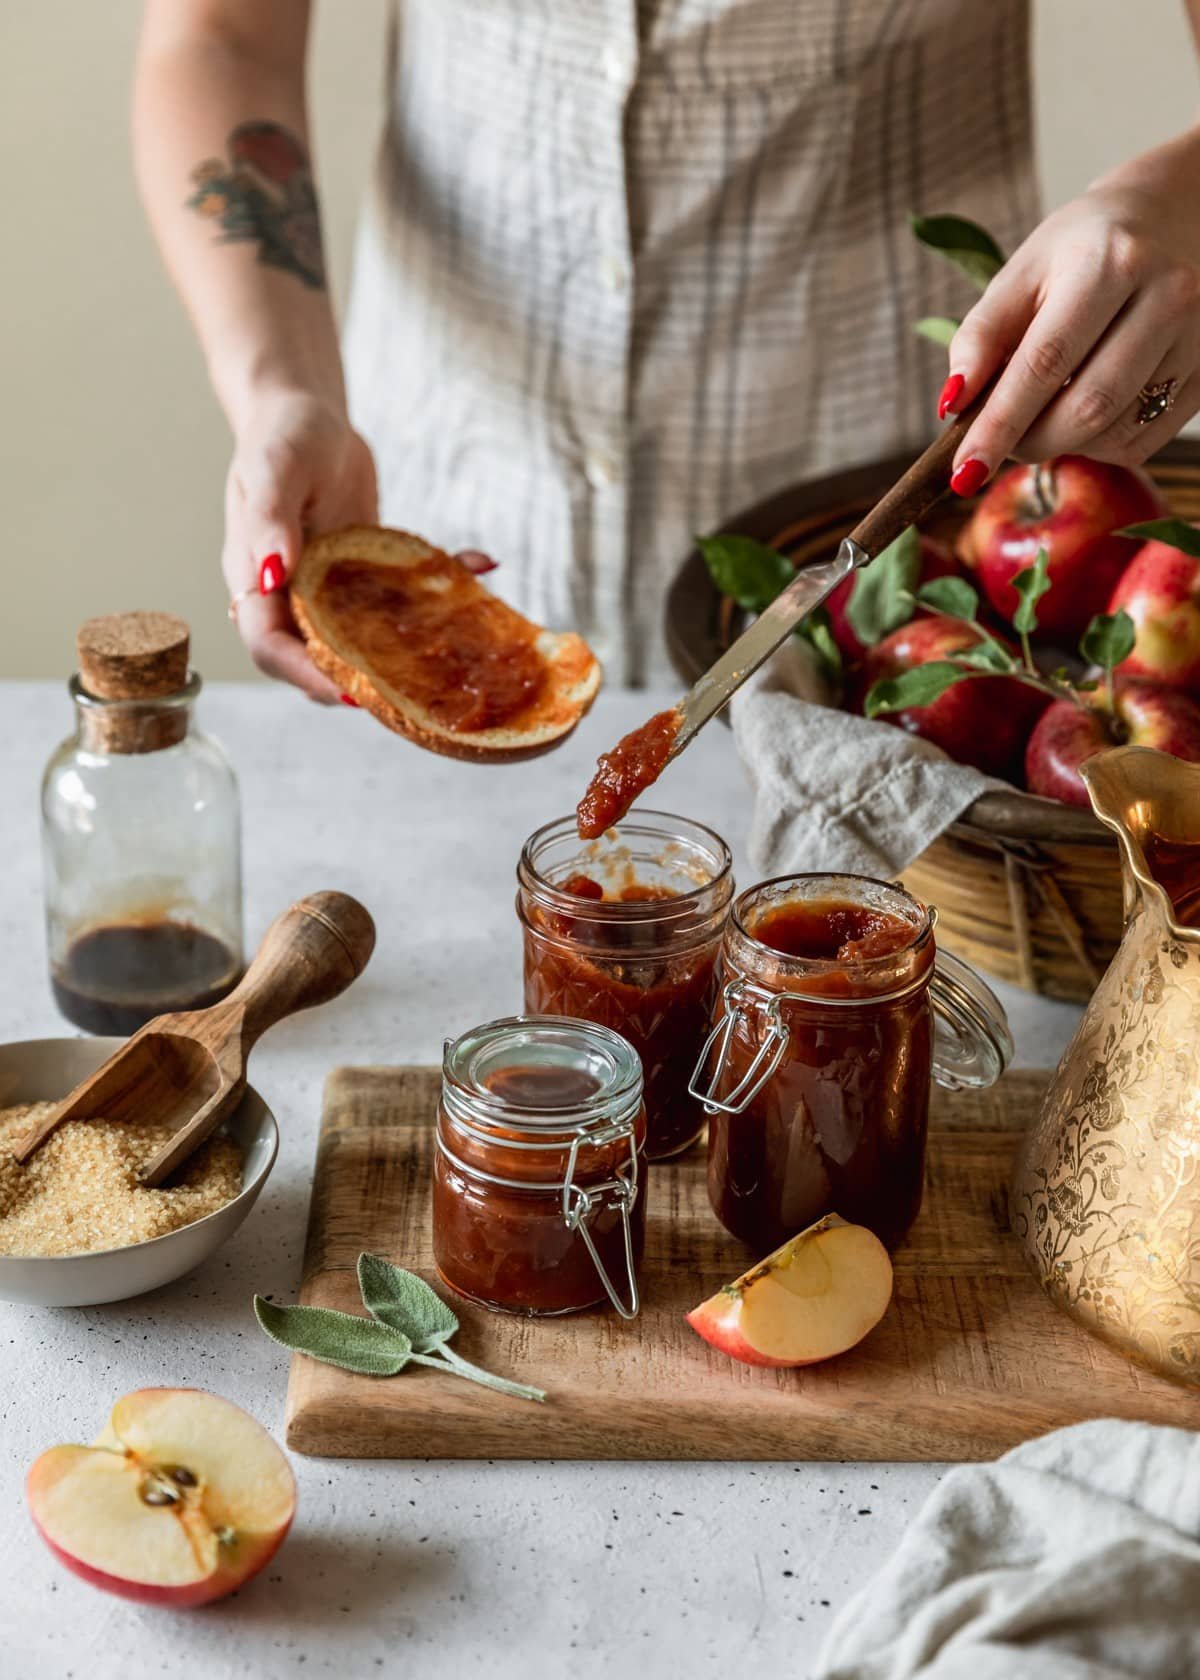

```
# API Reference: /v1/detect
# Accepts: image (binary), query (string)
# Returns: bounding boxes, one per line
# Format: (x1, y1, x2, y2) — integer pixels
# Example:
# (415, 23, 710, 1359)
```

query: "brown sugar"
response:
(0, 1103, 242, 1257)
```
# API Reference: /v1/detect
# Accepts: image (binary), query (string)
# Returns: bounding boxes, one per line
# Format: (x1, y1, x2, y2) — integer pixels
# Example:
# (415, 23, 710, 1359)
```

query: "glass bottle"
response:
(41, 612, 243, 1034)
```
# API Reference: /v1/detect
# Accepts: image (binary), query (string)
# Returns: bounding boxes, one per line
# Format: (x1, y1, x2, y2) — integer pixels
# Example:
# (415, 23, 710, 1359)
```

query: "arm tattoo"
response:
(186, 121, 326, 290)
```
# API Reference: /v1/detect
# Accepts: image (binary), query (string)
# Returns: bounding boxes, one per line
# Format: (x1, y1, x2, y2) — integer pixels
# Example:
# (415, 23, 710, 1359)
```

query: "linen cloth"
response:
(343, 0, 1038, 687)
(729, 641, 996, 879)
(814, 1419, 1200, 1680)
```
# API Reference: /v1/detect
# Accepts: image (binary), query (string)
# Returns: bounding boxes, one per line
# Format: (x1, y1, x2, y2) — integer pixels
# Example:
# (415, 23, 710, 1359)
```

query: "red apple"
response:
(958, 456, 1165, 639)
(1109, 534, 1200, 691)
(860, 614, 1048, 781)
(825, 534, 960, 663)
(1026, 679, 1200, 807)
(686, 1214, 893, 1369)
(26, 1389, 296, 1607)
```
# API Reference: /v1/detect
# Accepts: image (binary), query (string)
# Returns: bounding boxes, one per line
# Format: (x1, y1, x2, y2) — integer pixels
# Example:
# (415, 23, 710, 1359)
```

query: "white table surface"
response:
(0, 681, 1082, 1680)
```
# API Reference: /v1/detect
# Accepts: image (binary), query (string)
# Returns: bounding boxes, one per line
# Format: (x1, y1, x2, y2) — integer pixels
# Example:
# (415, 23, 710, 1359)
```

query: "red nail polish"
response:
(938, 373, 965, 421)
(950, 457, 989, 498)
(259, 553, 286, 595)
(458, 549, 499, 575)
(339, 693, 359, 708)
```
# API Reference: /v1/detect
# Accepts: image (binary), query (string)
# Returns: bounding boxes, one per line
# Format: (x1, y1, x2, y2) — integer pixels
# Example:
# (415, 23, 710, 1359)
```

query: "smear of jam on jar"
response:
(576, 707, 682, 838)
(1143, 833, 1200, 927)
(316, 556, 546, 732)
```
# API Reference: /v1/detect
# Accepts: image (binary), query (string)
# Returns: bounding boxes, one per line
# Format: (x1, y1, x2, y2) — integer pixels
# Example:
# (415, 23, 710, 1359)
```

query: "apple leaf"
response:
(846, 526, 922, 647)
(1117, 518, 1200, 557)
(916, 575, 979, 620)
(253, 1297, 413, 1376)
(1011, 547, 1052, 636)
(357, 1252, 458, 1353)
(1080, 610, 1136, 673)
(864, 661, 971, 718)
(914, 315, 960, 347)
(697, 533, 794, 613)
(910, 214, 1006, 291)
(797, 605, 843, 678)
(952, 635, 1015, 675)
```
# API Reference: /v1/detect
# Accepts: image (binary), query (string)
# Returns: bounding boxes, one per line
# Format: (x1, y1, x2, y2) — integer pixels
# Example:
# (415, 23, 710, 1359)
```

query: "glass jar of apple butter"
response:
(517, 812, 733, 1160)
(691, 874, 1012, 1253)
(433, 1016, 646, 1317)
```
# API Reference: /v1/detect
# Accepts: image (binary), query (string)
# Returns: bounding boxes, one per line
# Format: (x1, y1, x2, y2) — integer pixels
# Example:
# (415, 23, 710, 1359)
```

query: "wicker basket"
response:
(666, 442, 1200, 1003)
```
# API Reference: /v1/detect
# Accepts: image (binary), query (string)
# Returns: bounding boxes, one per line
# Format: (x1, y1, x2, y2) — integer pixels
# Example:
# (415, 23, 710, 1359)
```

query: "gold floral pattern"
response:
(1012, 905, 1200, 1385)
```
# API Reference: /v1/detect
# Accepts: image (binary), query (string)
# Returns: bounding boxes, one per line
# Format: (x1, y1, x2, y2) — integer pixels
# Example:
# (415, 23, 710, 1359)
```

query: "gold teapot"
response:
(1011, 745, 1200, 1387)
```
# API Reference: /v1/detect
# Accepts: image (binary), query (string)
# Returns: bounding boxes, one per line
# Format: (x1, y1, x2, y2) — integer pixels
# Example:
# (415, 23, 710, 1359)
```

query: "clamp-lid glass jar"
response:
(691, 873, 1013, 1252)
(433, 1016, 646, 1317)
(41, 612, 243, 1034)
(517, 811, 733, 1159)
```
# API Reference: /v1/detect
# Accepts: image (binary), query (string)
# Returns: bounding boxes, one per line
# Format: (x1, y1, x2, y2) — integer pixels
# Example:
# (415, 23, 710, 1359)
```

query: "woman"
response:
(134, 1, 1200, 698)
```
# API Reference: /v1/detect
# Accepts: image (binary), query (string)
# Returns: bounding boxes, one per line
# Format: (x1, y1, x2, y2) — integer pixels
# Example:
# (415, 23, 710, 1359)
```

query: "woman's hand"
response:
(941, 127, 1200, 494)
(224, 389, 378, 701)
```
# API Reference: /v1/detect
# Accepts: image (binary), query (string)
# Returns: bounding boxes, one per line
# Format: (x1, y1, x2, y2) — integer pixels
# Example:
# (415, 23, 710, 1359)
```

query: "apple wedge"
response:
(686, 1214, 893, 1369)
(26, 1389, 295, 1607)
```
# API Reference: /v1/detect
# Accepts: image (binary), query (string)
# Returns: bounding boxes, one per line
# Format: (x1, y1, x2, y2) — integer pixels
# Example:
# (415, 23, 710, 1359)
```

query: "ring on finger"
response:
(1136, 378, 1179, 426)
(227, 583, 262, 622)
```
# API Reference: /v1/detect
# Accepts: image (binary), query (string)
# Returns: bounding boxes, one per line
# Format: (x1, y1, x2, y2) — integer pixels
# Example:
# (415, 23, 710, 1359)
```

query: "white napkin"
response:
(814, 1420, 1200, 1680)
(729, 642, 997, 879)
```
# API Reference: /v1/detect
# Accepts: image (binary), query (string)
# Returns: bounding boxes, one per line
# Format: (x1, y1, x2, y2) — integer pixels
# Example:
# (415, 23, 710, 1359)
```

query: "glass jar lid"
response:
(442, 1015, 643, 1137)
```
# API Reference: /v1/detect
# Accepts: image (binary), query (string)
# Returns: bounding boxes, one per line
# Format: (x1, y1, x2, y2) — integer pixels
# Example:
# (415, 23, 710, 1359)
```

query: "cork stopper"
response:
(75, 612, 193, 754)
(77, 612, 190, 700)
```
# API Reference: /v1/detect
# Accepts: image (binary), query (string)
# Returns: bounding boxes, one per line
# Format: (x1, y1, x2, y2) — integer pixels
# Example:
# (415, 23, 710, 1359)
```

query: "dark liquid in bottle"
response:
(52, 922, 241, 1035)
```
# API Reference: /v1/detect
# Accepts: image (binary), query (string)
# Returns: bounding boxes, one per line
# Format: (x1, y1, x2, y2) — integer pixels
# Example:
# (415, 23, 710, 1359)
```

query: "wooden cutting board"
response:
(285, 1067, 1197, 1460)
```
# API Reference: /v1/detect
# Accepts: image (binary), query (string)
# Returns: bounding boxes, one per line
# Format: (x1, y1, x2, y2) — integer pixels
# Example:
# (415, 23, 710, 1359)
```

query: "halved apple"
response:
(686, 1214, 893, 1368)
(26, 1388, 295, 1606)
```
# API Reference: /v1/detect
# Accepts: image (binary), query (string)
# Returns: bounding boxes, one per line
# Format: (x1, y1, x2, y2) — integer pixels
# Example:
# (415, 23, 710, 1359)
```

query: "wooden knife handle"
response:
(847, 398, 983, 559)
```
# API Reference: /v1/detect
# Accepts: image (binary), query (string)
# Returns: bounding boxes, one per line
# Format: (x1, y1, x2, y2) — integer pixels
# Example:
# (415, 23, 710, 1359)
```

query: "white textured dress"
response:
(343, 0, 1038, 684)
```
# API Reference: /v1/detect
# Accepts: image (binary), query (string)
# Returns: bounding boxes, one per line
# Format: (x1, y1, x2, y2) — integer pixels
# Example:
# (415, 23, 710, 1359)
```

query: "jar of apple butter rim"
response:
(690, 874, 1013, 1254)
(517, 811, 733, 1160)
(433, 1016, 647, 1318)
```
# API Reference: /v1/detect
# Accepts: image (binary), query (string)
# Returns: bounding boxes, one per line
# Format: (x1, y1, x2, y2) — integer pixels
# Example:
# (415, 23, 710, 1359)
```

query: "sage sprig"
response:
(254, 1253, 547, 1403)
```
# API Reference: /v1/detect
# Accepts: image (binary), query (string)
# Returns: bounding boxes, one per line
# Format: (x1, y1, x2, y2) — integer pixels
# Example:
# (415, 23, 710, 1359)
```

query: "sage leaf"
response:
(357, 1252, 458, 1352)
(1080, 610, 1136, 672)
(254, 1297, 412, 1376)
(914, 315, 960, 348)
(910, 213, 1006, 290)
(1118, 518, 1200, 557)
(916, 576, 979, 620)
(798, 605, 843, 678)
(1011, 548, 1052, 636)
(846, 526, 922, 647)
(697, 534, 794, 614)
(865, 661, 970, 718)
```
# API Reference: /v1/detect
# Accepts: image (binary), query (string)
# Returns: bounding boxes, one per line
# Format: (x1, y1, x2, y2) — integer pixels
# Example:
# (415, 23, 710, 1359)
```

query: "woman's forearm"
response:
(133, 0, 346, 434)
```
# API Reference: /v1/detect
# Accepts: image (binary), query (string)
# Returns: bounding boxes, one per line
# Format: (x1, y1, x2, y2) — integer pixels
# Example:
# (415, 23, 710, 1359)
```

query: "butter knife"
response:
(673, 404, 979, 752)
(576, 403, 982, 836)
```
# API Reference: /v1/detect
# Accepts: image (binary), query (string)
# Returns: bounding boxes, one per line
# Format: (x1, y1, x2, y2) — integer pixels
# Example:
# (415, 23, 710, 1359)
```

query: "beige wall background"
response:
(3, 2, 1199, 681)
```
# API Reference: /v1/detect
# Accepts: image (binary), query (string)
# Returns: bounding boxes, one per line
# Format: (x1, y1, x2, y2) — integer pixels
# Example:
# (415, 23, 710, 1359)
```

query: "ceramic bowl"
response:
(0, 1037, 278, 1307)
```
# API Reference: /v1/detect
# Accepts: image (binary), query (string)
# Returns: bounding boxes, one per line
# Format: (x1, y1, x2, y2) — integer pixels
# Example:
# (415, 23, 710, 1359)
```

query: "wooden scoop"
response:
(14, 892, 375, 1187)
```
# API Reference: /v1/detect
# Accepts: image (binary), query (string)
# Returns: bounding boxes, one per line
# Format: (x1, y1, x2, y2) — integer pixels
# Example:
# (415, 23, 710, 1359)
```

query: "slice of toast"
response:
(290, 526, 601, 762)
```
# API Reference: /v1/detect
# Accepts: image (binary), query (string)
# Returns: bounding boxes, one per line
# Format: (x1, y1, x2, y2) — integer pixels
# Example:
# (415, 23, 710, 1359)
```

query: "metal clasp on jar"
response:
(561, 1122, 640, 1320)
(687, 977, 801, 1116)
